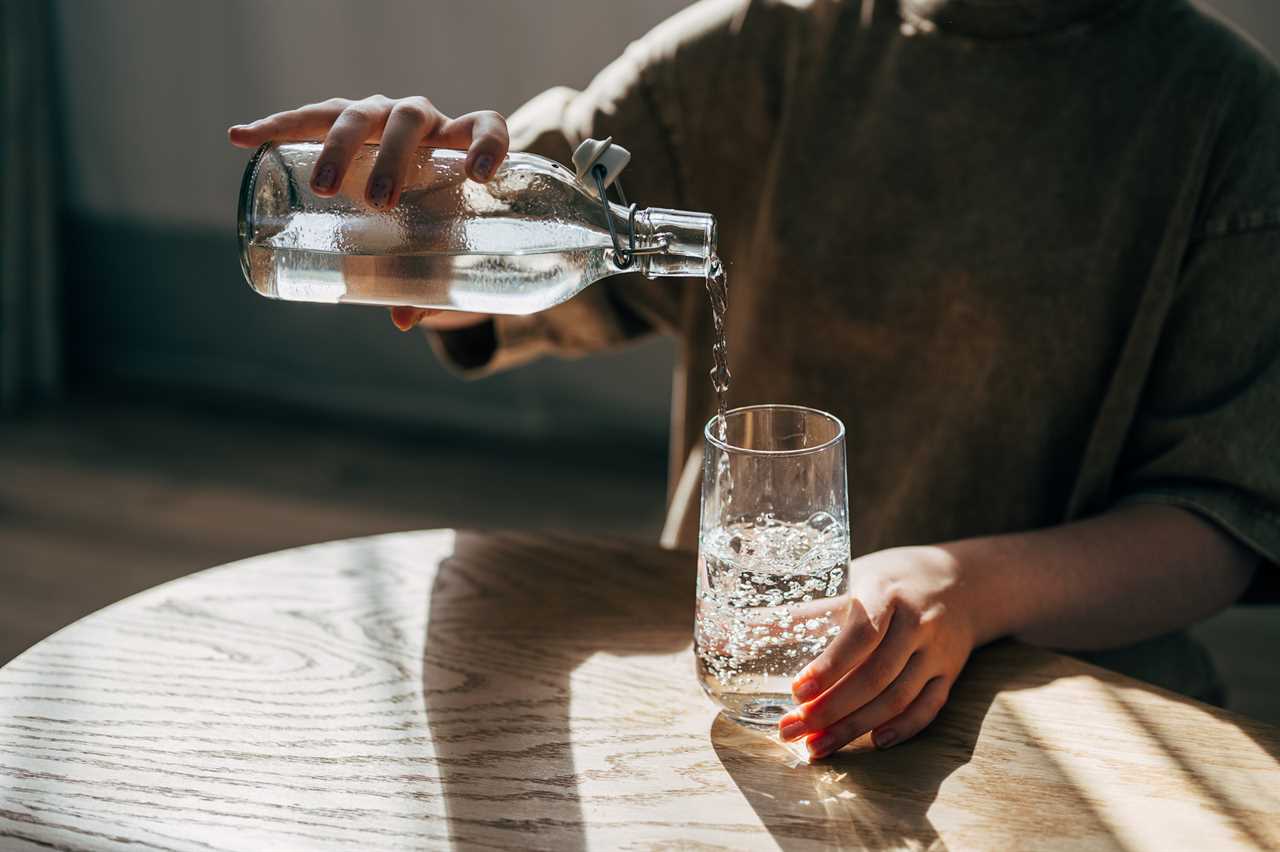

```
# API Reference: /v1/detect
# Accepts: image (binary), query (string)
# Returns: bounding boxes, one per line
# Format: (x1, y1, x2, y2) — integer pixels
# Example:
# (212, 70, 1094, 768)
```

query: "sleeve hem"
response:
(1115, 486, 1280, 568)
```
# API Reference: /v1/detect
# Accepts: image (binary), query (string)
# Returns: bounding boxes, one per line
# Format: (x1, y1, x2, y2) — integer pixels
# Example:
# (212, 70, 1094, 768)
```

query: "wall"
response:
(54, 0, 687, 447)
(1204, 0, 1280, 57)
(51, 0, 1278, 447)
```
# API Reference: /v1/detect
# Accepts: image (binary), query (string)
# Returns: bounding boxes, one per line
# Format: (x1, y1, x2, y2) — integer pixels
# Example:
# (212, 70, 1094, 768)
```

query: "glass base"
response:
(716, 691, 795, 728)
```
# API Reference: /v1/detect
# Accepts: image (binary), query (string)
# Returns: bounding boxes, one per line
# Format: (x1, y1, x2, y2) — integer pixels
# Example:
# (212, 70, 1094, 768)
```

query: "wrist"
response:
(935, 537, 1022, 647)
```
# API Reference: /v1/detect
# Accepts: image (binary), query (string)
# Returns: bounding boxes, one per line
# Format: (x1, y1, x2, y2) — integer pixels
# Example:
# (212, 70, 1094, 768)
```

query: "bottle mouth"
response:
(638, 207, 717, 278)
(703, 217, 718, 276)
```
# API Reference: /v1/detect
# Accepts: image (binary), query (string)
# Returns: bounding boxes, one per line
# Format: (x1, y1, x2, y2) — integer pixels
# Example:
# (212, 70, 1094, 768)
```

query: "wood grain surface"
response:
(0, 530, 1276, 851)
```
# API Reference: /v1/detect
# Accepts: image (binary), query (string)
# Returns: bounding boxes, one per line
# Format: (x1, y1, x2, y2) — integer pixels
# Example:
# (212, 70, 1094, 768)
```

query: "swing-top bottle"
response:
(238, 138, 716, 315)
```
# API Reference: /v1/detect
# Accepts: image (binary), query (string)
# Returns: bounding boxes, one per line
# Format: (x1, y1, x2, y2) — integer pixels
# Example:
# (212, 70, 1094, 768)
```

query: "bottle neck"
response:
(632, 207, 717, 279)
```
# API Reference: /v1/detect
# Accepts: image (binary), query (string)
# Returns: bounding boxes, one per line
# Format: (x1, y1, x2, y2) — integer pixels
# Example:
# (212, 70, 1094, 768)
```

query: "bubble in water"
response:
(807, 511, 839, 535)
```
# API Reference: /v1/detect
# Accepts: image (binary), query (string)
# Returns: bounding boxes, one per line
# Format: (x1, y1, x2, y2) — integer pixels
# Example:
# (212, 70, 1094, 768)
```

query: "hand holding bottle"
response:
(229, 94, 508, 331)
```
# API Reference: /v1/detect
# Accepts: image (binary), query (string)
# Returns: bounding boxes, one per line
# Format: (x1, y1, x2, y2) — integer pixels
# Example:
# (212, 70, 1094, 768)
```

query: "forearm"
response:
(944, 504, 1258, 651)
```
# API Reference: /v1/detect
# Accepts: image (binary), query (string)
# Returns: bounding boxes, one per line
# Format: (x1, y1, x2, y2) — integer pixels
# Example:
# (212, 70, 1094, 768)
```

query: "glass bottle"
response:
(237, 141, 716, 315)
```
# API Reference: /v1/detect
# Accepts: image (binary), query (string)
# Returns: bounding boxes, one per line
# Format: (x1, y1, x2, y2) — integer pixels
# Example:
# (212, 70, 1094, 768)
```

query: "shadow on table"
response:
(710, 690, 995, 851)
(712, 645, 1143, 851)
(421, 532, 692, 851)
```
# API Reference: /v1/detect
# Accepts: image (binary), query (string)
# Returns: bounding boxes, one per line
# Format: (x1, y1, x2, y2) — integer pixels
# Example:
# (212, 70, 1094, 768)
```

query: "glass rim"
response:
(703, 404, 846, 457)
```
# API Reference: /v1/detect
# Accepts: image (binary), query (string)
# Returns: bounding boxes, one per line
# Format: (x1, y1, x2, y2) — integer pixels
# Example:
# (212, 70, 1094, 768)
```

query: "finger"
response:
(870, 675, 951, 751)
(366, 98, 443, 208)
(780, 606, 916, 737)
(390, 307, 433, 331)
(228, 99, 350, 147)
(430, 110, 509, 181)
(791, 590, 890, 703)
(312, 97, 392, 196)
(802, 653, 932, 759)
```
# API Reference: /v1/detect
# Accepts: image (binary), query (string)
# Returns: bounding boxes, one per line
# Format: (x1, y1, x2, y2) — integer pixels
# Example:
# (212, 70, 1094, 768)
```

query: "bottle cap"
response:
(572, 137, 631, 197)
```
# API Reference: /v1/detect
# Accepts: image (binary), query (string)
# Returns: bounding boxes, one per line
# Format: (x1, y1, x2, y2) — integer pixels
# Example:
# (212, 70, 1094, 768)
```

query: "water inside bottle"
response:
(245, 215, 619, 315)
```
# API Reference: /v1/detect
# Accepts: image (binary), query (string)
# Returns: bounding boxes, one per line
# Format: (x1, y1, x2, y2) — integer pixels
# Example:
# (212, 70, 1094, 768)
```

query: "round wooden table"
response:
(1, 530, 1277, 851)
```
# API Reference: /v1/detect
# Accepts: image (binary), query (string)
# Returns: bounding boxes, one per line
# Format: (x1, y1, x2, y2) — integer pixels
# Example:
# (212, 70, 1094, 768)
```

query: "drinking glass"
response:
(695, 404, 850, 727)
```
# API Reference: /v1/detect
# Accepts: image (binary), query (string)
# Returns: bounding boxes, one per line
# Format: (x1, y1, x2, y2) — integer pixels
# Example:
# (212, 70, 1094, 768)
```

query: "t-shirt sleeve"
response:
(429, 0, 760, 376)
(1115, 54, 1280, 571)
(1115, 226, 1280, 569)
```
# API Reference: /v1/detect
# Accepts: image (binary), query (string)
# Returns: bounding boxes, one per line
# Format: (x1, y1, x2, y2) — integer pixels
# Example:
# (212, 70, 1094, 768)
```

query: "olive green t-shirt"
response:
(434, 0, 1280, 701)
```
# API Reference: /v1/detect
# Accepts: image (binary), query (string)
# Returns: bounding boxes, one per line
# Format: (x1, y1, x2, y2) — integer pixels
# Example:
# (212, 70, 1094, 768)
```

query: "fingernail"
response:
(473, 154, 494, 180)
(873, 728, 898, 749)
(793, 677, 821, 702)
(808, 734, 836, 759)
(370, 177, 392, 207)
(392, 309, 421, 331)
(779, 718, 807, 741)
(313, 163, 336, 191)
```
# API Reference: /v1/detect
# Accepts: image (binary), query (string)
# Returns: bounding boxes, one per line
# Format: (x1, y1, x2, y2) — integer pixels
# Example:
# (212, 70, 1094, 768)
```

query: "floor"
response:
(0, 391, 668, 666)
(1, 393, 1276, 725)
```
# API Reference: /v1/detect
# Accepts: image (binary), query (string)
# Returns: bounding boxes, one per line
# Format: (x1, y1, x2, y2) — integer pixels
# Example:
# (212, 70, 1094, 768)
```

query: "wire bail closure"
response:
(589, 166, 671, 270)
(573, 139, 671, 270)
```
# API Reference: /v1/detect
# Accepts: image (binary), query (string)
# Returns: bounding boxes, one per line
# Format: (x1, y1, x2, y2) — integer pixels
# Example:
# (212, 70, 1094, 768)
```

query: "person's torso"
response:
(666, 0, 1241, 555)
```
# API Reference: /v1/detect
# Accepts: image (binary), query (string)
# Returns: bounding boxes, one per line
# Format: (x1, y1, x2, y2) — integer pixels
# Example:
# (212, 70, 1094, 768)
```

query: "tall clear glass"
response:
(695, 405, 850, 727)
